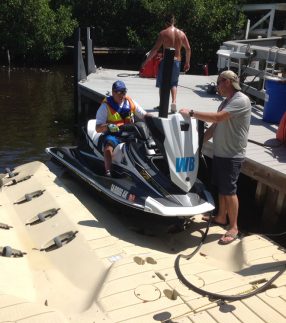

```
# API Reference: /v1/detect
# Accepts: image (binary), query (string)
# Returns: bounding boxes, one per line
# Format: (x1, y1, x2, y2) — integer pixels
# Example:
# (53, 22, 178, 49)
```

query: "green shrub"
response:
(0, 0, 77, 63)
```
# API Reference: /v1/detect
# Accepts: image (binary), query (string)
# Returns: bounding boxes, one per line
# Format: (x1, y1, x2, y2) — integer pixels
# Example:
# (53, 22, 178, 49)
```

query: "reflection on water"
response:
(0, 66, 75, 173)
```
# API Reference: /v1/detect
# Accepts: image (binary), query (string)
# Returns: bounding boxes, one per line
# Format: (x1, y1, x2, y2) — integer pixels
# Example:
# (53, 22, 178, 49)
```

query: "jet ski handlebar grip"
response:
(108, 124, 120, 133)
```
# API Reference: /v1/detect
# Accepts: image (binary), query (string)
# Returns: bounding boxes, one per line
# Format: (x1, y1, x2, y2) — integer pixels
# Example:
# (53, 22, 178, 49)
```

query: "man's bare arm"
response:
(179, 108, 230, 123)
(182, 33, 191, 72)
(141, 33, 163, 67)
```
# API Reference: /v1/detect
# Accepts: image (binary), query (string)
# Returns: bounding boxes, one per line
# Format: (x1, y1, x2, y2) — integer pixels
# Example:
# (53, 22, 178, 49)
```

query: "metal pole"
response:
(159, 48, 175, 118)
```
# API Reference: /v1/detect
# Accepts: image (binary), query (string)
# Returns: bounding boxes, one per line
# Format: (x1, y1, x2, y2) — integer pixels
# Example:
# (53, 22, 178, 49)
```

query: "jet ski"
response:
(46, 114, 214, 217)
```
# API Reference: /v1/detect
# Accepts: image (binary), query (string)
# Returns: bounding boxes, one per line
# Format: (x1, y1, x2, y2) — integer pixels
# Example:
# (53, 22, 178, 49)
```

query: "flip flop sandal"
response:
(218, 232, 239, 245)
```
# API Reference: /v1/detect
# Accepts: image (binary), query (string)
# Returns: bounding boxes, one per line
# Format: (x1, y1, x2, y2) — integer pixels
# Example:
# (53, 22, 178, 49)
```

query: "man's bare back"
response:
(160, 26, 187, 61)
(141, 14, 191, 110)
(143, 21, 191, 72)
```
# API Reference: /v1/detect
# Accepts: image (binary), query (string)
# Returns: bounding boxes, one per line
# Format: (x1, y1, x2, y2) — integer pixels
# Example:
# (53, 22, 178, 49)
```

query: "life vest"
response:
(104, 96, 136, 126)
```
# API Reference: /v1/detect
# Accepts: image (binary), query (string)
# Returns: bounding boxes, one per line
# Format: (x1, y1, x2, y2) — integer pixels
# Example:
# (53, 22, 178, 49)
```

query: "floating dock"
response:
(0, 161, 286, 322)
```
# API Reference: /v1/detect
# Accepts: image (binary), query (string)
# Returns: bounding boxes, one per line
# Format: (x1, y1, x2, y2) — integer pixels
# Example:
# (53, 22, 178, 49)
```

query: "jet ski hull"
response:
(46, 146, 214, 217)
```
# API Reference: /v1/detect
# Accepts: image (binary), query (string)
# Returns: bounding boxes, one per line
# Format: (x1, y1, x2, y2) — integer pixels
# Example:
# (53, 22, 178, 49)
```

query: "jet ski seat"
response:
(87, 119, 101, 146)
(87, 119, 125, 163)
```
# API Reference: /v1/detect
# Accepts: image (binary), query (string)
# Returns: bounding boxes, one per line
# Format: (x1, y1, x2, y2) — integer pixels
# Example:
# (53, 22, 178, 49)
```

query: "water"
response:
(0, 65, 75, 173)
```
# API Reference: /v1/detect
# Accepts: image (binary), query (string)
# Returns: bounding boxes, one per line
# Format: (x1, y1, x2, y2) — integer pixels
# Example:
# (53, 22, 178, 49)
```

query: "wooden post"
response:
(86, 27, 97, 75)
(255, 181, 267, 206)
(74, 27, 87, 132)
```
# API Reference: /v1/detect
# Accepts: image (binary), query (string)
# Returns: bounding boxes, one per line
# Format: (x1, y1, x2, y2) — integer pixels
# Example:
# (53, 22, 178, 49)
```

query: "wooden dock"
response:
(78, 68, 286, 227)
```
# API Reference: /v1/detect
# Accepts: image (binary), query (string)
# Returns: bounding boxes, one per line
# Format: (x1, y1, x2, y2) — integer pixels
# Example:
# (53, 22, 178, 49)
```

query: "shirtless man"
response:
(142, 14, 191, 113)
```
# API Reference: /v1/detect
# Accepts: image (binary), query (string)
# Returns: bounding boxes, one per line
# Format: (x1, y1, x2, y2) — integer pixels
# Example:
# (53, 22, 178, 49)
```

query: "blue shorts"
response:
(156, 60, 181, 88)
(99, 134, 122, 150)
(212, 156, 244, 195)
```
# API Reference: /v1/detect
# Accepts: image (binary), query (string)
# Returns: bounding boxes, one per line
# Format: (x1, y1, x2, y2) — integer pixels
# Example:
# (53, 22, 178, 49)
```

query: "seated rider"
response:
(96, 80, 147, 177)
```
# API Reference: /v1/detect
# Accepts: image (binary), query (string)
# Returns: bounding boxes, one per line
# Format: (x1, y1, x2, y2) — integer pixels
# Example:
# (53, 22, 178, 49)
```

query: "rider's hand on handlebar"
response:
(108, 124, 120, 133)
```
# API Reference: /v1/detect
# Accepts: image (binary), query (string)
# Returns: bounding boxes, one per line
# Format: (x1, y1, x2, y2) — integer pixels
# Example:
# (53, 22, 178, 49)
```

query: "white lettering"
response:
(111, 184, 129, 200)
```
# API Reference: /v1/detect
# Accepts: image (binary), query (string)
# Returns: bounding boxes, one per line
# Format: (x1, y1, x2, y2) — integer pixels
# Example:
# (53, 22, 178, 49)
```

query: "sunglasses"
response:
(114, 90, 127, 95)
(217, 78, 227, 85)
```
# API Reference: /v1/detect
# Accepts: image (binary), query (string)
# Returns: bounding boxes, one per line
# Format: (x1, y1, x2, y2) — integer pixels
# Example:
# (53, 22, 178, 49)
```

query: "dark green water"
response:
(0, 65, 75, 173)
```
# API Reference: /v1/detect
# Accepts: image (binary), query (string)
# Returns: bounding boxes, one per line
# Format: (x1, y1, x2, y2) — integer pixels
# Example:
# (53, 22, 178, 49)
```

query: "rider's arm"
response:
(133, 100, 147, 120)
(96, 104, 109, 133)
(96, 123, 109, 133)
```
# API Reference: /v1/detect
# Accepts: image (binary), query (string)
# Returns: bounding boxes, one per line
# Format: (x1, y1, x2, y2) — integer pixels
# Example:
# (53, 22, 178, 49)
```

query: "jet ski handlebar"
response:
(119, 122, 151, 141)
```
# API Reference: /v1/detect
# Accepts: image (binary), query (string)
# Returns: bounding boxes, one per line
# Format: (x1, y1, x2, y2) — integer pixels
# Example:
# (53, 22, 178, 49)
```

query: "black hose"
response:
(174, 217, 286, 301)
(181, 213, 212, 261)
(248, 138, 282, 148)
(117, 73, 139, 77)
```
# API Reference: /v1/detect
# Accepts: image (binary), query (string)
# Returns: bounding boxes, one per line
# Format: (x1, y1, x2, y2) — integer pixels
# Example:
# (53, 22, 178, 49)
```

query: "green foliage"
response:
(70, 0, 246, 69)
(0, 0, 77, 63)
(173, 0, 246, 64)
(0, 0, 247, 68)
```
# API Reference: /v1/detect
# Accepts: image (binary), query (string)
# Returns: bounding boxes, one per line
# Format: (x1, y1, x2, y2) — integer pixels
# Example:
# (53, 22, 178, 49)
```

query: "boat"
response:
(46, 113, 215, 218)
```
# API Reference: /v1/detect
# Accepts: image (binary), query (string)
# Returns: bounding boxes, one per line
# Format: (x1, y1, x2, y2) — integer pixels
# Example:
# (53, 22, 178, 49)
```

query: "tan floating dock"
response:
(0, 161, 286, 322)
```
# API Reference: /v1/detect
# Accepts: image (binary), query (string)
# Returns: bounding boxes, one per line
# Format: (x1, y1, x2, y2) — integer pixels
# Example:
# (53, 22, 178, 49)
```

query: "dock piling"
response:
(159, 48, 175, 118)
(74, 27, 87, 132)
(85, 27, 97, 75)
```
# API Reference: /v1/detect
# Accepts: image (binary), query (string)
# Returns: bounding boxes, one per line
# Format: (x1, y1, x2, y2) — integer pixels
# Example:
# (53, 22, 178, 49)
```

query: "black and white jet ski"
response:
(46, 114, 214, 217)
